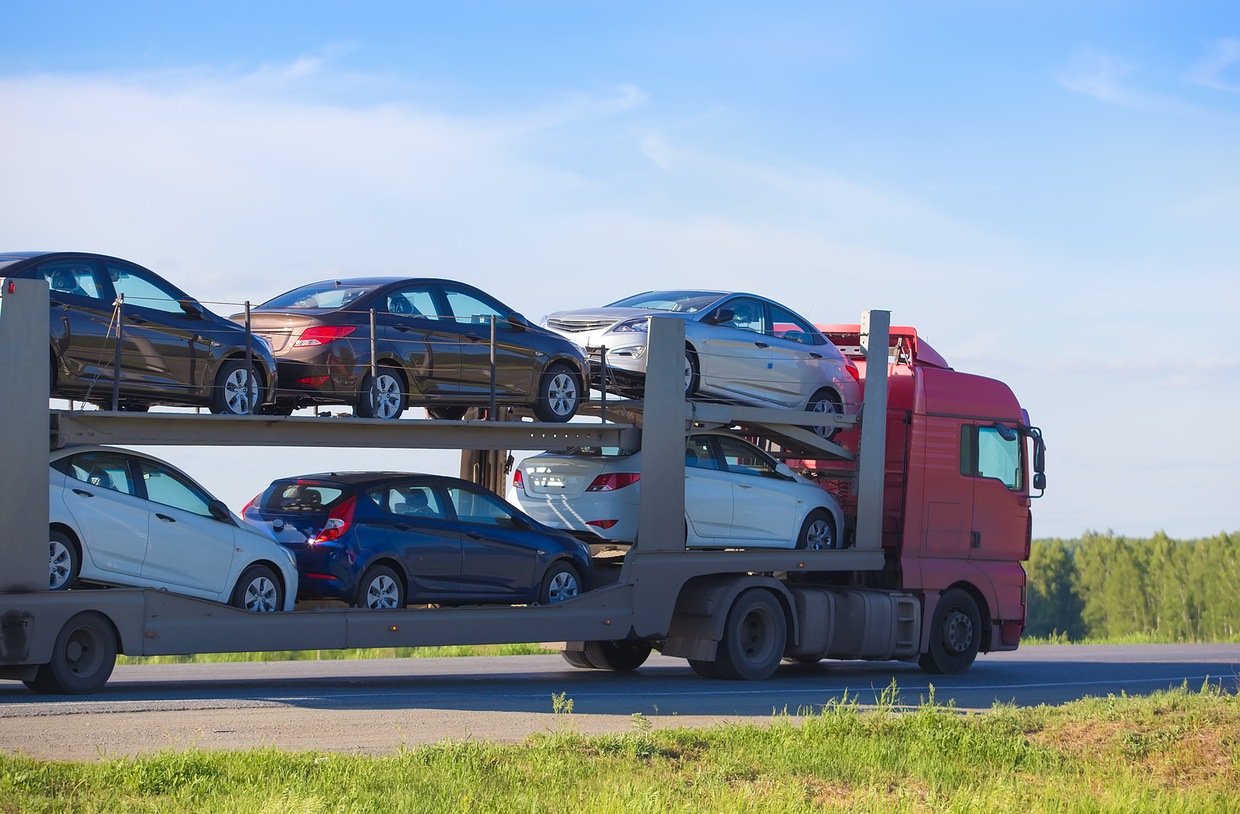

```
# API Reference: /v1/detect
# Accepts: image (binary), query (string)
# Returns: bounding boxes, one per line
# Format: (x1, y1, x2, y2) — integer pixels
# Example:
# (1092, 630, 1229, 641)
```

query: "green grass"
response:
(117, 643, 555, 665)
(3, 683, 1237, 813)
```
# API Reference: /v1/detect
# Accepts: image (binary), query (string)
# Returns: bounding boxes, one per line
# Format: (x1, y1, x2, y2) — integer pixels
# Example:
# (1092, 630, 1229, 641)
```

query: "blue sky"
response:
(3, 1, 1238, 538)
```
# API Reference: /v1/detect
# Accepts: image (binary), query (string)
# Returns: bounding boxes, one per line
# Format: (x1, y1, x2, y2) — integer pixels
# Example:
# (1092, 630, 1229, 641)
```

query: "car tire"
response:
(356, 368, 407, 420)
(48, 529, 80, 591)
(230, 564, 283, 613)
(539, 561, 582, 604)
(918, 589, 982, 675)
(806, 388, 843, 441)
(427, 405, 468, 421)
(211, 359, 261, 416)
(533, 363, 580, 422)
(24, 611, 117, 695)
(355, 564, 405, 610)
(684, 346, 700, 397)
(796, 509, 836, 550)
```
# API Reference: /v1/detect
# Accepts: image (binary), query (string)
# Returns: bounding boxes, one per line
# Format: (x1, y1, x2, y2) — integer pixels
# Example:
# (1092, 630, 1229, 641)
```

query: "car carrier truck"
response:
(0, 277, 1045, 693)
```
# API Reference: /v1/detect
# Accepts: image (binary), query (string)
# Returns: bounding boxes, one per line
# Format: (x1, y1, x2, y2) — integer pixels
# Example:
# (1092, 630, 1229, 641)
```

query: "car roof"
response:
(269, 471, 479, 489)
(0, 251, 134, 265)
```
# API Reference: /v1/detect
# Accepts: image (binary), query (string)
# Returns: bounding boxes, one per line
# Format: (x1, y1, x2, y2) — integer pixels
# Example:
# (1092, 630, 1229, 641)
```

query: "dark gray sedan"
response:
(0, 251, 276, 414)
(245, 277, 588, 421)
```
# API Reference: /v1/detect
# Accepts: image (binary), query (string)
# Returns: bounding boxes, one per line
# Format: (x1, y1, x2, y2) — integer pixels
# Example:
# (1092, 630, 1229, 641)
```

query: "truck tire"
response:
(561, 649, 596, 669)
(918, 588, 982, 674)
(712, 589, 787, 680)
(583, 640, 653, 671)
(23, 611, 117, 695)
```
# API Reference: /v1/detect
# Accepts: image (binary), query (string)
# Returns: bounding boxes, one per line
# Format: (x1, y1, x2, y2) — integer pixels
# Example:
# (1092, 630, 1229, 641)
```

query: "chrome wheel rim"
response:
(49, 539, 73, 589)
(365, 574, 401, 609)
(943, 609, 974, 653)
(370, 374, 403, 420)
(224, 368, 257, 415)
(805, 519, 833, 550)
(546, 373, 578, 418)
(242, 575, 279, 612)
(809, 396, 838, 439)
(545, 570, 579, 603)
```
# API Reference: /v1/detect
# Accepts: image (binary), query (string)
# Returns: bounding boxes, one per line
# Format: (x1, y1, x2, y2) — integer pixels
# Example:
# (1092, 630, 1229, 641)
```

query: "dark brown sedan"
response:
(0, 251, 276, 414)
(245, 277, 589, 421)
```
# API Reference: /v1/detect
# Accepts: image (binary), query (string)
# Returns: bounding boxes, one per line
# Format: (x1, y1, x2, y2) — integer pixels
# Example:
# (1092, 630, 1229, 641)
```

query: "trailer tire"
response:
(24, 611, 117, 695)
(583, 640, 652, 671)
(355, 564, 405, 609)
(918, 588, 981, 674)
(561, 649, 596, 669)
(713, 589, 787, 680)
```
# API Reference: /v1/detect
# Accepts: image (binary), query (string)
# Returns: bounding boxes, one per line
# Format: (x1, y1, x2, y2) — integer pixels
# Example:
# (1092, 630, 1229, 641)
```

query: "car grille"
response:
(545, 317, 615, 332)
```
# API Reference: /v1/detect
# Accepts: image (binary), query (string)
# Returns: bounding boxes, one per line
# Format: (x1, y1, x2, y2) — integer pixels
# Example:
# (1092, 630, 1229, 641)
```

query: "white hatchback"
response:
(48, 445, 298, 612)
(541, 290, 861, 439)
(508, 431, 846, 550)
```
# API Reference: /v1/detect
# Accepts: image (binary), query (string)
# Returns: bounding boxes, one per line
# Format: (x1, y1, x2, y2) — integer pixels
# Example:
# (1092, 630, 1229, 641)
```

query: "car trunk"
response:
(519, 455, 631, 499)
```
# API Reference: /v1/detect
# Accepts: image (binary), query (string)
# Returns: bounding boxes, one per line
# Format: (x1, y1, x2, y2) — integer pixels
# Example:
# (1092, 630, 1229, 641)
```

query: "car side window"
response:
(768, 304, 820, 345)
(724, 299, 767, 335)
(716, 436, 780, 479)
(106, 263, 186, 315)
(375, 485, 445, 518)
(38, 261, 101, 300)
(56, 452, 137, 496)
(445, 485, 520, 527)
(137, 459, 217, 517)
(385, 286, 439, 318)
(685, 436, 721, 470)
(444, 288, 506, 326)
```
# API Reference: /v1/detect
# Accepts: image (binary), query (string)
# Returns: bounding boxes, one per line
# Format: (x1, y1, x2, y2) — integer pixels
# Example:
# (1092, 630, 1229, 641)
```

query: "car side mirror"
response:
(179, 299, 203, 318)
(774, 463, 796, 480)
(507, 313, 530, 332)
(208, 499, 236, 524)
(703, 307, 734, 325)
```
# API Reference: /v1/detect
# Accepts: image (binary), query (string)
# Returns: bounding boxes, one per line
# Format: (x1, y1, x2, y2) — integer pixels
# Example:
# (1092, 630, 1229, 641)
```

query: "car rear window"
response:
(555, 446, 639, 457)
(262, 481, 350, 512)
(261, 282, 382, 310)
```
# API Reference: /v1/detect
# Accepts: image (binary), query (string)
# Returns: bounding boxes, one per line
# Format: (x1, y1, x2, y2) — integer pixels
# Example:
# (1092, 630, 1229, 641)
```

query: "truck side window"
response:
(960, 426, 1022, 490)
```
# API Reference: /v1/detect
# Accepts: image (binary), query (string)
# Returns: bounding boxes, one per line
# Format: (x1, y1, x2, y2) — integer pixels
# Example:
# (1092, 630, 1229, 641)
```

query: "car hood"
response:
(542, 307, 695, 331)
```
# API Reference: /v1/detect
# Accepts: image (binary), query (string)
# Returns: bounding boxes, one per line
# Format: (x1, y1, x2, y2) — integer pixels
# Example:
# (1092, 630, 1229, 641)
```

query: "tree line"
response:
(1025, 530, 1240, 642)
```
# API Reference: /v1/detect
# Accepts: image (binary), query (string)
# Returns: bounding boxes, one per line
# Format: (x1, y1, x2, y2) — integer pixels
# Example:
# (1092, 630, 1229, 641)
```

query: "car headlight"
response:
(610, 317, 650, 333)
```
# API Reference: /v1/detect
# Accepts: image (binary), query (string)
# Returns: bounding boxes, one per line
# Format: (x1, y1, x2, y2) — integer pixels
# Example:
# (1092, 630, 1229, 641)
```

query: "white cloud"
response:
(1188, 38, 1240, 92)
(1056, 48, 1144, 107)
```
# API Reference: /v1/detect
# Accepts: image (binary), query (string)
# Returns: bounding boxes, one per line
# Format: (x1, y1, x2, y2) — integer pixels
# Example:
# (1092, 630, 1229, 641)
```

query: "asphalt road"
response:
(2, 643, 1237, 760)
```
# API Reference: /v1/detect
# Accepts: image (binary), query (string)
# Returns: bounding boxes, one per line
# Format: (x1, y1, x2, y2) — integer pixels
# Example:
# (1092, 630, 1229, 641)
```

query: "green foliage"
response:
(1026, 531, 1240, 643)
(3, 685, 1236, 813)
(116, 643, 555, 665)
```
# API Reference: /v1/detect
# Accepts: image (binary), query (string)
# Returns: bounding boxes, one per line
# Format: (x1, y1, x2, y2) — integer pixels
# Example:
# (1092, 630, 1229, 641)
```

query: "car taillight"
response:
(585, 473, 640, 492)
(512, 469, 525, 490)
(294, 325, 357, 347)
(310, 494, 357, 544)
(297, 375, 330, 387)
(240, 494, 259, 516)
(844, 359, 860, 382)
(587, 519, 619, 529)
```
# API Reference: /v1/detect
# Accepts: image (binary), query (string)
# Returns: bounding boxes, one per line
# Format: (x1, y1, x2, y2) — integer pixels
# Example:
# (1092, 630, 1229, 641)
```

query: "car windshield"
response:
(605, 291, 725, 313)
(261, 282, 383, 310)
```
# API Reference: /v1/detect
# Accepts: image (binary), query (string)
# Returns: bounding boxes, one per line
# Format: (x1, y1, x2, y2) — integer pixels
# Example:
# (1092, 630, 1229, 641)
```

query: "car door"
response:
(133, 457, 238, 596)
(765, 302, 832, 408)
(35, 258, 120, 397)
(683, 435, 736, 542)
(715, 436, 801, 545)
(52, 451, 149, 578)
(442, 285, 541, 401)
(373, 483, 462, 595)
(104, 260, 211, 396)
(447, 484, 542, 599)
(691, 297, 775, 402)
(373, 285, 462, 397)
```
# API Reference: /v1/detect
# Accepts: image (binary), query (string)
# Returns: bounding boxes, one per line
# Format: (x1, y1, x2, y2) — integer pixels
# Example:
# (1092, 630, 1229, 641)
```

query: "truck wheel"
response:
(355, 564, 405, 609)
(23, 611, 117, 695)
(688, 658, 724, 678)
(49, 529, 80, 590)
(533, 363, 580, 422)
(796, 509, 836, 550)
(806, 388, 842, 441)
(231, 565, 284, 613)
(583, 640, 653, 671)
(561, 649, 596, 669)
(918, 588, 981, 674)
(713, 589, 787, 680)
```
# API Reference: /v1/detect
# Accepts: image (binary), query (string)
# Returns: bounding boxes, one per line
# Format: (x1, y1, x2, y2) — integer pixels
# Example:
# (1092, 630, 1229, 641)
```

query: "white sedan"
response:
(508, 431, 846, 549)
(541, 290, 861, 438)
(47, 445, 298, 612)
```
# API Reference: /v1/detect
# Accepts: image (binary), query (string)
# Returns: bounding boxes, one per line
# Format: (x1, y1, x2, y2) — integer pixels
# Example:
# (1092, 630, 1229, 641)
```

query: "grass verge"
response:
(2, 682, 1236, 813)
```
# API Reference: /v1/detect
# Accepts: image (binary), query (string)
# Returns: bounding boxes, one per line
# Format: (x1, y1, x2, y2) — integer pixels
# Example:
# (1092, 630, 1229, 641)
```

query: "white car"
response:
(508, 431, 846, 549)
(47, 445, 298, 612)
(541, 290, 861, 438)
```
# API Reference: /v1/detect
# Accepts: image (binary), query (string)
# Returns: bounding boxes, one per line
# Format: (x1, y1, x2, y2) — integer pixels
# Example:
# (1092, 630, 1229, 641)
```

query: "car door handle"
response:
(128, 316, 148, 325)
(465, 333, 486, 343)
(394, 324, 414, 332)
(155, 513, 177, 523)
(736, 483, 753, 489)
(466, 532, 484, 539)
(754, 341, 769, 348)
(809, 352, 823, 359)
(71, 488, 95, 497)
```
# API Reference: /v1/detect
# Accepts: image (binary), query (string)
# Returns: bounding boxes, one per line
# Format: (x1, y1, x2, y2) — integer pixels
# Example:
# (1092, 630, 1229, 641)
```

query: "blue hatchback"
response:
(241, 472, 593, 609)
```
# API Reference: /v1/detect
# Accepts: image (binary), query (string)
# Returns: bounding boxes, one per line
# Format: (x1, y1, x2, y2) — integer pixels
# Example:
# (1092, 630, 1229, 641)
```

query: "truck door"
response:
(966, 423, 1029, 562)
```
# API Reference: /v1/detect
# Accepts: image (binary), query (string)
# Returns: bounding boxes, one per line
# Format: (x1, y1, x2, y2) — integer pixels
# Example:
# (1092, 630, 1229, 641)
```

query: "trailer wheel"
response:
(918, 588, 981, 674)
(561, 648, 596, 669)
(24, 611, 117, 695)
(713, 589, 787, 680)
(583, 640, 653, 671)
